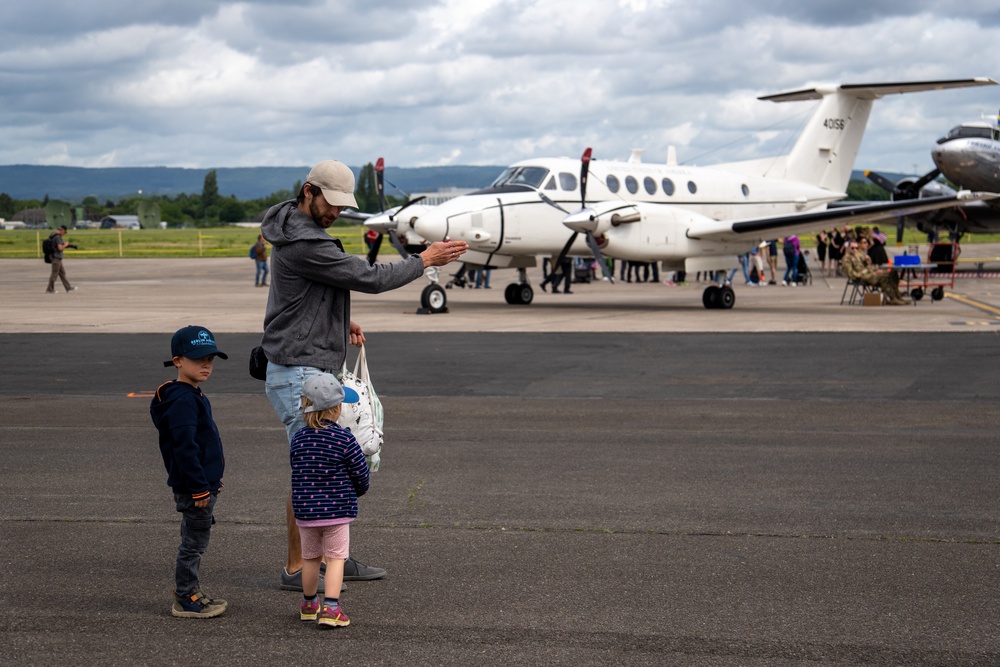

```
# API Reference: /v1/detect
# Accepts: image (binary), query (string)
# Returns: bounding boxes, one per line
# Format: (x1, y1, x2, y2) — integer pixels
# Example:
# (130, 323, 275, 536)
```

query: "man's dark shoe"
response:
(281, 566, 346, 593)
(343, 556, 386, 581)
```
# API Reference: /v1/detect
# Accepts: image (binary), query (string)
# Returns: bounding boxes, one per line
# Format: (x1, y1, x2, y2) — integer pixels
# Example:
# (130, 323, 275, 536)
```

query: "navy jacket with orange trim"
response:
(150, 380, 224, 499)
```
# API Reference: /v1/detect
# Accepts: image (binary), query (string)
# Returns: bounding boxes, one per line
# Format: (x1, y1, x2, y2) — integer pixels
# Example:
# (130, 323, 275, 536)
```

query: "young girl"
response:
(290, 373, 369, 628)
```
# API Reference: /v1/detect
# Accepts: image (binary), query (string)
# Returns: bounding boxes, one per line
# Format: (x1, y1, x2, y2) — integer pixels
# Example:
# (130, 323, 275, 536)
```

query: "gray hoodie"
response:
(260, 200, 425, 371)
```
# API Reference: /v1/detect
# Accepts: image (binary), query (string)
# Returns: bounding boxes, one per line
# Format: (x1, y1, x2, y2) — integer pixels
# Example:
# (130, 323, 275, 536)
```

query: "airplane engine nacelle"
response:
(600, 205, 735, 262)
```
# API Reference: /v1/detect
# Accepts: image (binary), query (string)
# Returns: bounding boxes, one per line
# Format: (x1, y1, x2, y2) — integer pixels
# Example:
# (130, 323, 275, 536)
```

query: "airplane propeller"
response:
(365, 157, 426, 264)
(551, 149, 615, 281)
(865, 168, 941, 243)
(365, 158, 388, 264)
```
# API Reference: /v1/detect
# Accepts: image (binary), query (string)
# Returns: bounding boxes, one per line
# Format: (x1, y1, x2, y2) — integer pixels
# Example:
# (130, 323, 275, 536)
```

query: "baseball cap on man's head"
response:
(306, 160, 359, 208)
(301, 373, 360, 413)
(163, 325, 228, 367)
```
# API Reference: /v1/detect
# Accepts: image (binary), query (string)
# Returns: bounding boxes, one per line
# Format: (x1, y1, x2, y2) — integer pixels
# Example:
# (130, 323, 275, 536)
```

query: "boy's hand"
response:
(194, 497, 209, 508)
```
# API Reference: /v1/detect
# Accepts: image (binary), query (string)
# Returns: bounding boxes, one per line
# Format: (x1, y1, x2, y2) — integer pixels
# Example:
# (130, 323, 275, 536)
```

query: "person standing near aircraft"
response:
(781, 236, 801, 286)
(259, 159, 468, 592)
(765, 240, 779, 285)
(828, 229, 844, 277)
(45, 225, 77, 294)
(253, 234, 269, 287)
(815, 230, 829, 276)
(868, 228, 889, 266)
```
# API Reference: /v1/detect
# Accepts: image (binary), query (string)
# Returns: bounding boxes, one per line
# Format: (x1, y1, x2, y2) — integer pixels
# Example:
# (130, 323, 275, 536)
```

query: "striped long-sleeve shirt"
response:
(290, 422, 370, 524)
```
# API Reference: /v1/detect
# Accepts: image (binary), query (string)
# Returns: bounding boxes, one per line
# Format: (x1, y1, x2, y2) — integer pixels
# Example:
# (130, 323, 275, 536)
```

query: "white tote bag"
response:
(338, 344, 384, 471)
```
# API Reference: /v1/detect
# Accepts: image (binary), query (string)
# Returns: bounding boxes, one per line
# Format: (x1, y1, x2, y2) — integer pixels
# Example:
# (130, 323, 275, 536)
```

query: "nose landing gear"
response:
(504, 268, 534, 305)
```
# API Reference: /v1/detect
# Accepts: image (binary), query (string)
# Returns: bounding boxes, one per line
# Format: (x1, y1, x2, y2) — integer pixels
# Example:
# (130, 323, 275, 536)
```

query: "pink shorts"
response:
(298, 523, 351, 560)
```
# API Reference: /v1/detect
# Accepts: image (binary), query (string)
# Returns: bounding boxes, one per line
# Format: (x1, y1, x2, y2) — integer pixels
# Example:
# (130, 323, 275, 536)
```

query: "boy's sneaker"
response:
(300, 599, 320, 621)
(317, 605, 350, 628)
(195, 588, 226, 607)
(172, 591, 226, 618)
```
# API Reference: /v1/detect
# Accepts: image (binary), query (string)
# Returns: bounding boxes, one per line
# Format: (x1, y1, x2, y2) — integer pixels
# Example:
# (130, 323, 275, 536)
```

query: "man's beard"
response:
(309, 198, 333, 227)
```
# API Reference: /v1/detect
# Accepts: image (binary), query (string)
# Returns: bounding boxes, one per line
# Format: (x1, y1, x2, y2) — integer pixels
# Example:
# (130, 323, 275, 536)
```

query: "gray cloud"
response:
(0, 0, 997, 174)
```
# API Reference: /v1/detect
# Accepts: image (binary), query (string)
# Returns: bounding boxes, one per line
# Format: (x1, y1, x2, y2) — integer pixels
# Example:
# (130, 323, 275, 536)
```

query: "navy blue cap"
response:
(163, 325, 228, 367)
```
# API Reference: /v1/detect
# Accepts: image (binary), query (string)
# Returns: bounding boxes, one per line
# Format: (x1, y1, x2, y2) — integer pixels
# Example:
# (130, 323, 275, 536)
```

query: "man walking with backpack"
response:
(45, 225, 77, 294)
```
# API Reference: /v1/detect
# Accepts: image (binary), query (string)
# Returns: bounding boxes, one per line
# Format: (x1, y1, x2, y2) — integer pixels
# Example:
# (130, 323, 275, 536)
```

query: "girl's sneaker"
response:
(300, 599, 320, 621)
(317, 605, 350, 628)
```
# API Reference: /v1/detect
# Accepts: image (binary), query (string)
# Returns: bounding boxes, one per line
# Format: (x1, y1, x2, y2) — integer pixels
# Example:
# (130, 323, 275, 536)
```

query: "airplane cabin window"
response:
(559, 172, 578, 191)
(741, 184, 750, 197)
(644, 177, 656, 195)
(607, 175, 620, 193)
(544, 176, 557, 190)
(662, 178, 675, 196)
(625, 176, 639, 194)
(687, 181, 697, 194)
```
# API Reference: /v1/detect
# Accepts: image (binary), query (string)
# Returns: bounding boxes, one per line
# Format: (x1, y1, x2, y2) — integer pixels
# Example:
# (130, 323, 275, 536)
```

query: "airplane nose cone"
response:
(411, 210, 448, 241)
(364, 211, 397, 234)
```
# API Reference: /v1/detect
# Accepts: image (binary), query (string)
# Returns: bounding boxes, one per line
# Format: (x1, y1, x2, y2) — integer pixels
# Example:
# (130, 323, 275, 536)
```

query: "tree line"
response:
(0, 162, 405, 227)
(0, 161, 889, 227)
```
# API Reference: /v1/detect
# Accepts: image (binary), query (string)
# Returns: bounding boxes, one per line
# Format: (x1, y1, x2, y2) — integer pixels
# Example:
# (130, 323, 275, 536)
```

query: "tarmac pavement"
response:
(2, 254, 1000, 665)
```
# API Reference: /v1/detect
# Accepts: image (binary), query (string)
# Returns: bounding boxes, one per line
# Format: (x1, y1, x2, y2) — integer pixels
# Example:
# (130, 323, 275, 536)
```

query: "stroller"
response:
(796, 252, 812, 286)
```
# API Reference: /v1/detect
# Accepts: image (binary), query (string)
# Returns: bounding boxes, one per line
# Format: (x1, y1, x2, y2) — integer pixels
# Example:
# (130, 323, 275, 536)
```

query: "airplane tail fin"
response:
(761, 78, 995, 193)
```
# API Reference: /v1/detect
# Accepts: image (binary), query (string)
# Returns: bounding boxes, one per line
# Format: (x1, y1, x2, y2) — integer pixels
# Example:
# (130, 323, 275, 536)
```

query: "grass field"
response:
(0, 226, 378, 258)
(1, 225, 998, 260)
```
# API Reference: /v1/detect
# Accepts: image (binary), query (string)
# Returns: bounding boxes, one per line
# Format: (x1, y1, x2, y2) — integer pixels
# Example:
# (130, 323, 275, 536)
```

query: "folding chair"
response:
(840, 279, 877, 305)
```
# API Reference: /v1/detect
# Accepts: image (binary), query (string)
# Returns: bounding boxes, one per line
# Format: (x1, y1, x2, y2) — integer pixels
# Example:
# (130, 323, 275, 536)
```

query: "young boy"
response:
(150, 325, 229, 619)
(292, 373, 369, 628)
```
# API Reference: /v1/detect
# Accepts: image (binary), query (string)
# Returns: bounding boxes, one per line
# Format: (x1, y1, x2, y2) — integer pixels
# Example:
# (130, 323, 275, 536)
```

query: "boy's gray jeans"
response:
(173, 492, 217, 598)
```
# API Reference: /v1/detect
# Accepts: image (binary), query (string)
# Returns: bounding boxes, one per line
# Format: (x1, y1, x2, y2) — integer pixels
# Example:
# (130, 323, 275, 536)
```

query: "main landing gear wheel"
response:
(910, 288, 924, 301)
(703, 286, 720, 309)
(420, 284, 447, 313)
(931, 286, 945, 301)
(504, 283, 534, 305)
(702, 285, 735, 309)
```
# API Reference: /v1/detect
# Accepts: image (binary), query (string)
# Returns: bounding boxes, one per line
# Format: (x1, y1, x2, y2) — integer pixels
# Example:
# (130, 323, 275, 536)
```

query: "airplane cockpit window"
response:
(490, 166, 550, 189)
(544, 176, 557, 190)
(944, 125, 994, 141)
(687, 181, 697, 194)
(625, 176, 639, 194)
(607, 175, 620, 193)
(662, 178, 675, 196)
(644, 177, 656, 195)
(559, 172, 578, 191)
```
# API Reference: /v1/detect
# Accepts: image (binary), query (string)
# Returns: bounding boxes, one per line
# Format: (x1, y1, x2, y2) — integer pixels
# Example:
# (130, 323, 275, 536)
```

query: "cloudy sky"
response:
(2, 0, 1000, 175)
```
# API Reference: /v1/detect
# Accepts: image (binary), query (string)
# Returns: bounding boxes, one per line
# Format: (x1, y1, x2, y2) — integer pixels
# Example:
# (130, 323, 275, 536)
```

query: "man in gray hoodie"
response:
(260, 159, 468, 592)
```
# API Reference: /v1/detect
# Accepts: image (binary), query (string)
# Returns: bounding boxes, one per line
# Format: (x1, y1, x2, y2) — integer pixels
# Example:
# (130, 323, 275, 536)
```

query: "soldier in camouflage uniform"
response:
(841, 242, 907, 305)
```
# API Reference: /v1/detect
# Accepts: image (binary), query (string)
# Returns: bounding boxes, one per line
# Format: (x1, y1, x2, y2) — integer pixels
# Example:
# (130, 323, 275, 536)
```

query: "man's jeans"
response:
(255, 260, 269, 285)
(174, 492, 217, 597)
(265, 362, 330, 443)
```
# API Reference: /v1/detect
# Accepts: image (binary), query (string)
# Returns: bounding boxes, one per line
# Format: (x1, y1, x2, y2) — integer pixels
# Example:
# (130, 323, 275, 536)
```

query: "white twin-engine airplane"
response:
(366, 78, 998, 311)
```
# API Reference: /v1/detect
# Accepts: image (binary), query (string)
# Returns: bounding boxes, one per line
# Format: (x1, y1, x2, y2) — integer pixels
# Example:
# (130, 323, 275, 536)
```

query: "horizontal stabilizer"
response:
(760, 78, 997, 103)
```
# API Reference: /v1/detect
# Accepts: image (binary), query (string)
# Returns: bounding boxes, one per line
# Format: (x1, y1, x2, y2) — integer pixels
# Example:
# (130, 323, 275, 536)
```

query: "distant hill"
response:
(0, 165, 506, 202)
(0, 164, 907, 203)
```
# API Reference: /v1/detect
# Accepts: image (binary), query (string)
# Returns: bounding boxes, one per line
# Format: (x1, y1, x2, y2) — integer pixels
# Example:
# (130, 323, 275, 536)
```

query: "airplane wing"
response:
(686, 192, 999, 241)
